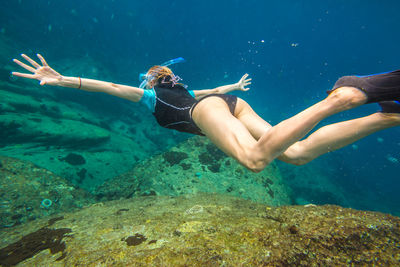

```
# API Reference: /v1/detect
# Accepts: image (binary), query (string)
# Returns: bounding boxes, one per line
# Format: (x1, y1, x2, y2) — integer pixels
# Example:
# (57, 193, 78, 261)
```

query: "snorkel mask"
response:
(139, 57, 186, 89)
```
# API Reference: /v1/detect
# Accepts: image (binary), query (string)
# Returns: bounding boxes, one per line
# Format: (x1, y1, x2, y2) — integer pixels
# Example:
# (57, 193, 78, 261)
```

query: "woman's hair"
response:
(146, 65, 173, 86)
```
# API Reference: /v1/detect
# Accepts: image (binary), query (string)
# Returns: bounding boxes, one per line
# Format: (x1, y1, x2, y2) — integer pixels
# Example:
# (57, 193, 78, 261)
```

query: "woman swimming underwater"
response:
(12, 54, 400, 172)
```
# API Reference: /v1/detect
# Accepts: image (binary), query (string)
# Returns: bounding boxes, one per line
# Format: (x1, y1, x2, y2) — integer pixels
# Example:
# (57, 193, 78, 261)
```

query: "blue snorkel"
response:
(160, 57, 185, 67)
(139, 57, 186, 89)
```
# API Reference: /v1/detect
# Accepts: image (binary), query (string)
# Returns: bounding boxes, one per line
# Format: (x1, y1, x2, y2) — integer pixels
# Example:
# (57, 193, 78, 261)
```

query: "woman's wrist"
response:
(231, 83, 240, 92)
(59, 76, 81, 89)
(214, 83, 238, 94)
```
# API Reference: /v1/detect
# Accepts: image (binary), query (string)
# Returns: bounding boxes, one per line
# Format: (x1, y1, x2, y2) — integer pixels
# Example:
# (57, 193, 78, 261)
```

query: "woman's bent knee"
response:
(240, 149, 272, 173)
(244, 160, 268, 173)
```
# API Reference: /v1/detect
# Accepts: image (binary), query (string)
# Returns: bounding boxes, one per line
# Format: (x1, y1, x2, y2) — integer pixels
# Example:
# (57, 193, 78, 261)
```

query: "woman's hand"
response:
(236, 73, 252, 91)
(12, 54, 63, 86)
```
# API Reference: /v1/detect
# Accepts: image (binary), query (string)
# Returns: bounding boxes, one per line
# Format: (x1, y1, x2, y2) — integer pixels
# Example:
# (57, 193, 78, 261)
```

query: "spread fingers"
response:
(37, 54, 49, 66)
(21, 54, 41, 68)
(13, 59, 36, 73)
(12, 72, 36, 79)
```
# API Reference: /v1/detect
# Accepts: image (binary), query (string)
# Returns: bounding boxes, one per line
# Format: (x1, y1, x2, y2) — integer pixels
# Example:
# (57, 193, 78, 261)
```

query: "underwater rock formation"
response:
(96, 136, 290, 205)
(0, 156, 95, 229)
(0, 112, 110, 148)
(0, 193, 399, 266)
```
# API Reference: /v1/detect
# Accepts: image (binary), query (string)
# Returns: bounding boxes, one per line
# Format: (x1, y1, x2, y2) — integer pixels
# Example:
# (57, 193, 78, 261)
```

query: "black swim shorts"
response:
(190, 94, 238, 135)
(191, 93, 238, 117)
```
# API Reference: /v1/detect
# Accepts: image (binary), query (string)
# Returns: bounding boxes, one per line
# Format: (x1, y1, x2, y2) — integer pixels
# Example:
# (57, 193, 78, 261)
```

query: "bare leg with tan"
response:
(232, 90, 400, 166)
(280, 112, 400, 165)
(192, 87, 367, 172)
(232, 93, 400, 167)
(233, 93, 400, 166)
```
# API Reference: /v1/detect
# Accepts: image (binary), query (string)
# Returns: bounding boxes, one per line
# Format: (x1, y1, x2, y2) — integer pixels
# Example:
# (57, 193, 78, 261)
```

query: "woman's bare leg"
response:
(250, 87, 367, 169)
(235, 97, 400, 166)
(280, 112, 400, 165)
(234, 98, 273, 139)
(193, 86, 367, 172)
(235, 98, 400, 165)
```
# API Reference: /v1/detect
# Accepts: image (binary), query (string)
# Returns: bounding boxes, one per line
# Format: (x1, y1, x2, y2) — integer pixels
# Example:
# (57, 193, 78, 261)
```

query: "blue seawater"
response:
(1, 0, 399, 215)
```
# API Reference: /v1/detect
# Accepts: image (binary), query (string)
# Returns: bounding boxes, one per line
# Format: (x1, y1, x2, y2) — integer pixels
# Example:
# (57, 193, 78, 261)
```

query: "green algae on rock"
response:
(0, 193, 398, 266)
(0, 156, 95, 228)
(162, 151, 189, 166)
(96, 136, 290, 205)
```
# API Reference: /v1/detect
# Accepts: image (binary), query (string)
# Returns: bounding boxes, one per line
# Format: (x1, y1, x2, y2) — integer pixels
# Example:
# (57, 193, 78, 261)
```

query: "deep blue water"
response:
(1, 1, 399, 213)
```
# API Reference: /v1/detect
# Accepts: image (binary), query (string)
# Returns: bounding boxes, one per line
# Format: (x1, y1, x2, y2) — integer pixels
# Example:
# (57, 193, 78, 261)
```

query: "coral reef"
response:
(0, 193, 399, 266)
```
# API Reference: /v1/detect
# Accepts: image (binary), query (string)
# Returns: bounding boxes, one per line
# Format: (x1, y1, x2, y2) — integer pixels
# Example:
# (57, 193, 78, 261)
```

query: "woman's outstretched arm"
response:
(12, 53, 144, 102)
(192, 73, 251, 100)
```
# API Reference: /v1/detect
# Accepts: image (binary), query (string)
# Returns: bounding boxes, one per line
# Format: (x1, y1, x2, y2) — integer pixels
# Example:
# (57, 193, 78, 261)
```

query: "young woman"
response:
(12, 54, 400, 172)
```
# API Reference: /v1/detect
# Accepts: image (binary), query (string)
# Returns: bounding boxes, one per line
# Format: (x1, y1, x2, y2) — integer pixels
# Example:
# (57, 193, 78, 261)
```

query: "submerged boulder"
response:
(0, 89, 111, 148)
(0, 113, 110, 148)
(0, 193, 399, 266)
(0, 156, 95, 229)
(96, 136, 290, 205)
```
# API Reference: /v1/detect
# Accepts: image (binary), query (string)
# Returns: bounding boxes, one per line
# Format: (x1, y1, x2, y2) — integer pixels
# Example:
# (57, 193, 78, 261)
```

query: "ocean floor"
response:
(1, 193, 399, 266)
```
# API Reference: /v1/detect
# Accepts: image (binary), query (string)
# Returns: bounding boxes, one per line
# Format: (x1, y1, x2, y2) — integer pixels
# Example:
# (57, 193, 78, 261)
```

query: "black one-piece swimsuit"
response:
(152, 83, 237, 136)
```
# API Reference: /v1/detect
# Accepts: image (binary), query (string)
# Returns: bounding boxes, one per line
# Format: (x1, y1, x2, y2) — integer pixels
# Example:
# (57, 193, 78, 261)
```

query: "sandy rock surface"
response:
(0, 193, 399, 266)
(96, 136, 290, 205)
